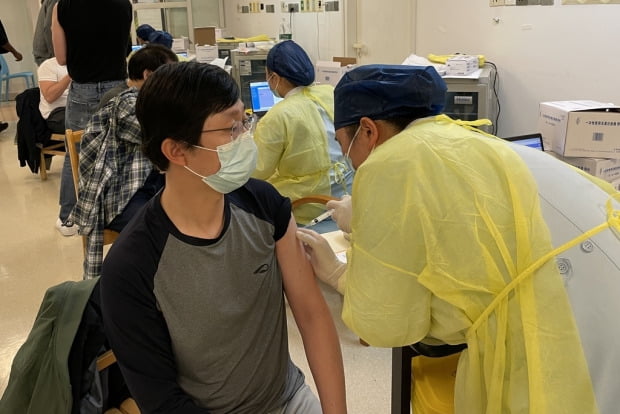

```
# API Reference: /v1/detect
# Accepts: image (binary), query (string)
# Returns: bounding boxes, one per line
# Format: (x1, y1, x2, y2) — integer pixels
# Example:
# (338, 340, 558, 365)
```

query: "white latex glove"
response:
(326, 195, 352, 234)
(296, 228, 346, 293)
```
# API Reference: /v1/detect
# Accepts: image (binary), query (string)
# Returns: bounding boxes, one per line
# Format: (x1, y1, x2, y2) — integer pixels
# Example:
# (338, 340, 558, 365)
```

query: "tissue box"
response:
(538, 100, 620, 158)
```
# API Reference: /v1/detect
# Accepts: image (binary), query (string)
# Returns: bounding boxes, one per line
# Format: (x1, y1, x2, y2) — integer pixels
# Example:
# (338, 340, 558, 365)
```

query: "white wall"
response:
(2, 0, 39, 97)
(415, 1, 620, 137)
(352, 0, 415, 64)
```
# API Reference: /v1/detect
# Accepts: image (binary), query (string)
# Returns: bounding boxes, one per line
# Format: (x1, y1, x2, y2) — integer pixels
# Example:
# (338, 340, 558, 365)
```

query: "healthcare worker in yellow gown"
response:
(297, 65, 604, 414)
(252, 40, 353, 224)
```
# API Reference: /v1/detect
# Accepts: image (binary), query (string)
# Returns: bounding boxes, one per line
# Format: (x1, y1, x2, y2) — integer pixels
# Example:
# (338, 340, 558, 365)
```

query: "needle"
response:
(305, 209, 334, 228)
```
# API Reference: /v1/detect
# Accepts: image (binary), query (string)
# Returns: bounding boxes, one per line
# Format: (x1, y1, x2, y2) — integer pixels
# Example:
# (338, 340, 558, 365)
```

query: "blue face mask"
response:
(185, 130, 258, 194)
(268, 73, 282, 99)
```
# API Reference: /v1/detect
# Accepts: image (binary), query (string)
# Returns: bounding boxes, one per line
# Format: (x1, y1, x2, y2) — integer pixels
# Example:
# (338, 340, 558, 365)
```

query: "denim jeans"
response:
(59, 80, 125, 222)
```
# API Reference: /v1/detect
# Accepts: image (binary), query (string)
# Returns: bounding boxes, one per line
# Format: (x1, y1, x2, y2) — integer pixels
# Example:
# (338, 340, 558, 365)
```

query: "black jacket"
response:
(16, 87, 52, 173)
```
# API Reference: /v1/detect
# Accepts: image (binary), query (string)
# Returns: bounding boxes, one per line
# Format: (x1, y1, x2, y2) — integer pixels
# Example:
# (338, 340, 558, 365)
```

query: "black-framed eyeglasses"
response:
(201, 114, 257, 142)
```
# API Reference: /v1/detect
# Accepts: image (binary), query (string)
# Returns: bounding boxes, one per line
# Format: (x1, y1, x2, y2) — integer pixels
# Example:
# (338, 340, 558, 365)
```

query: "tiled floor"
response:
(0, 101, 394, 412)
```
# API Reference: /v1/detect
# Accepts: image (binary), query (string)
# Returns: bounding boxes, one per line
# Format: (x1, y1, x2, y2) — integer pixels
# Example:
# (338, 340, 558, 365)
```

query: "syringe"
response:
(305, 209, 334, 228)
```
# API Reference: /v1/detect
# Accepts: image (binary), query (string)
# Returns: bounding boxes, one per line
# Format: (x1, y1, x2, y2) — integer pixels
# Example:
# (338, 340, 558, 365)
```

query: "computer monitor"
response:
(504, 133, 544, 151)
(249, 81, 283, 115)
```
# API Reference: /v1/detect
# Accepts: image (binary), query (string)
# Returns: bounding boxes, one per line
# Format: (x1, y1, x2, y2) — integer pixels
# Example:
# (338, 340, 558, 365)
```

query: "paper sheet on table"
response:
(322, 230, 349, 263)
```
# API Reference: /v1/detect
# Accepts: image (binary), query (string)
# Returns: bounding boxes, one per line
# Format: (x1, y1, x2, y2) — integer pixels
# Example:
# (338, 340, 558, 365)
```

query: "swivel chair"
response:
(0, 55, 35, 101)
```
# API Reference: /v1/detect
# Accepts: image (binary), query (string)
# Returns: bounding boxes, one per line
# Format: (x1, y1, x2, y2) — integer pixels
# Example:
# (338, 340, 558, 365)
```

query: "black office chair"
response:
(391, 342, 467, 414)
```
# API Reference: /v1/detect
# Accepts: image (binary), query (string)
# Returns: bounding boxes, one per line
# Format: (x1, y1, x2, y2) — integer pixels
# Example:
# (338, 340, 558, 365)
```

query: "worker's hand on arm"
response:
(326, 195, 352, 234)
(296, 228, 346, 294)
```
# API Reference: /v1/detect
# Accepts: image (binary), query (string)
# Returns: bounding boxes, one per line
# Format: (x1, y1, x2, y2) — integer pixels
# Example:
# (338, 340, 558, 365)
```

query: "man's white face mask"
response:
(185, 116, 258, 194)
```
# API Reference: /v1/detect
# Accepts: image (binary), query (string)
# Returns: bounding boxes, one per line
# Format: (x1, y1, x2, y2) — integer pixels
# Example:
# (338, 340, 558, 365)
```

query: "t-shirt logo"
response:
(253, 263, 270, 275)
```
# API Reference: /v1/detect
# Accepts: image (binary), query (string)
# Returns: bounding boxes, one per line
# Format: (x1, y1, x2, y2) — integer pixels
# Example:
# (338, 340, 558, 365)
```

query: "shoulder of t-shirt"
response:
(229, 179, 292, 241)
(101, 195, 165, 288)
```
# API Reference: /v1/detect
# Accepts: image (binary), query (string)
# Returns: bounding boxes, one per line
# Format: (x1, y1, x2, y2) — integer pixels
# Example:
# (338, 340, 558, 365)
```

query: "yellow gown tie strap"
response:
(469, 195, 620, 336)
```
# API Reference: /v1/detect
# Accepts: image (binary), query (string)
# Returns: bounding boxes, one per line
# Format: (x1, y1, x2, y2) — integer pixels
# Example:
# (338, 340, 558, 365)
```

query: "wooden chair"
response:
(39, 133, 66, 181)
(98, 350, 141, 414)
(65, 129, 120, 250)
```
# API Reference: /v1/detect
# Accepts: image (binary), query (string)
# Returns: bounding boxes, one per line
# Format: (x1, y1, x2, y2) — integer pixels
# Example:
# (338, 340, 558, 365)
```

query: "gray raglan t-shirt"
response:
(101, 179, 305, 414)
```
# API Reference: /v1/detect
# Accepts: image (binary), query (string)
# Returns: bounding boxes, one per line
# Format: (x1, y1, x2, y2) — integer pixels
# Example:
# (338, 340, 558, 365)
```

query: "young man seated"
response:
(70, 44, 178, 279)
(37, 56, 71, 134)
(100, 62, 347, 413)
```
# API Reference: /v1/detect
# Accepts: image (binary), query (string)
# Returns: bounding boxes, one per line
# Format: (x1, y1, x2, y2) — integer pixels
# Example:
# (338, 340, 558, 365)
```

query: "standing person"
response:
(101, 62, 347, 413)
(252, 40, 353, 225)
(51, 0, 131, 236)
(0, 18, 23, 133)
(32, 0, 59, 66)
(297, 65, 605, 414)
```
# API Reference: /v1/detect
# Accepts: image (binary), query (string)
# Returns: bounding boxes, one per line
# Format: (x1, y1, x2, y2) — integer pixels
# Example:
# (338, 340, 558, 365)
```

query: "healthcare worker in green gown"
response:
(297, 64, 604, 414)
(252, 40, 353, 224)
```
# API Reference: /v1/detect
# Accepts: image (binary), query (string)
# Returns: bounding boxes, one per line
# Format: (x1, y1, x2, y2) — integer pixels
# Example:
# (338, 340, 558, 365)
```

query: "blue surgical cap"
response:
(136, 24, 155, 41)
(148, 30, 173, 49)
(266, 40, 315, 87)
(334, 65, 447, 130)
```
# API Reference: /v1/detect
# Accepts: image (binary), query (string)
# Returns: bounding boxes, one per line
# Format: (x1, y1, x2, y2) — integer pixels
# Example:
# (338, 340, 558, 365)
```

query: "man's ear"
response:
(142, 69, 153, 80)
(161, 138, 189, 167)
(358, 116, 380, 149)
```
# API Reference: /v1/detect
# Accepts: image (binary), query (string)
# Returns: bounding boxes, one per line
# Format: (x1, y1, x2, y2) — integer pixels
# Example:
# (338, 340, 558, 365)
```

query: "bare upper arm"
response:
(276, 215, 326, 317)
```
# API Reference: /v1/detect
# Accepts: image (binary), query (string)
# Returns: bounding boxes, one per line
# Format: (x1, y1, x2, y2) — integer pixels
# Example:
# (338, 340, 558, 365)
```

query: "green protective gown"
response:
(252, 84, 335, 224)
(342, 116, 599, 414)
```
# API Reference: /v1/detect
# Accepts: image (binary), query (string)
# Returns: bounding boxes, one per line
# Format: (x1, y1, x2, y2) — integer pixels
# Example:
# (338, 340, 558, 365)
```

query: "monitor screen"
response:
(249, 81, 283, 114)
(504, 133, 544, 151)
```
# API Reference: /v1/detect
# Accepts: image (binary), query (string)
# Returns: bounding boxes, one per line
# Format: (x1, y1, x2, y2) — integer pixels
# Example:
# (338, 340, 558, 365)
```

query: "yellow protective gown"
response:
(342, 116, 599, 414)
(252, 84, 335, 224)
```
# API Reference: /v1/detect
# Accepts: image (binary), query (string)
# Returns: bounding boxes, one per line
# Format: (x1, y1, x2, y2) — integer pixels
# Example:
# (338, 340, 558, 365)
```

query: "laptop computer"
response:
(503, 133, 545, 151)
(249, 81, 283, 117)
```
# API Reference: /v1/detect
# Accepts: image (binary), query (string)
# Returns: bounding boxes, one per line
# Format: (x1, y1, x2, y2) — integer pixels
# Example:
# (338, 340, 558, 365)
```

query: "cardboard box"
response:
(194, 27, 217, 46)
(315, 61, 355, 87)
(333, 56, 357, 66)
(554, 153, 620, 182)
(608, 177, 620, 191)
(446, 55, 478, 76)
(172, 37, 189, 53)
(538, 100, 620, 159)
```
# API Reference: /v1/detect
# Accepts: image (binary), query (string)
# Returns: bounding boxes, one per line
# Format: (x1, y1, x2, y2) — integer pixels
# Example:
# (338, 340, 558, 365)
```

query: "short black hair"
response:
(136, 62, 240, 171)
(128, 44, 179, 81)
